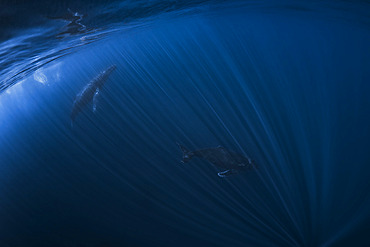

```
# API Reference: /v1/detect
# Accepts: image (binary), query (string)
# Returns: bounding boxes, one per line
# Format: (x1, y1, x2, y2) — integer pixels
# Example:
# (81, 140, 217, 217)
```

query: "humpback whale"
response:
(177, 143, 256, 177)
(71, 65, 116, 122)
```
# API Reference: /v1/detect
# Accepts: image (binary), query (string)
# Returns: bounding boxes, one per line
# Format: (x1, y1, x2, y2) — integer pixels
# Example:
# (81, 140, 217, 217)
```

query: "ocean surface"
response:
(1, 1, 370, 246)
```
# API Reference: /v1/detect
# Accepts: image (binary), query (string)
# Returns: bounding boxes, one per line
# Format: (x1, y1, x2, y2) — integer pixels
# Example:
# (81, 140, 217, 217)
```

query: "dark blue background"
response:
(1, 1, 370, 246)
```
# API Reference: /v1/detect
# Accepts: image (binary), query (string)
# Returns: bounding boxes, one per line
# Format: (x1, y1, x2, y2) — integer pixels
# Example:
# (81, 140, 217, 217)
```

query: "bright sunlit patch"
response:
(39, 61, 64, 84)
(33, 68, 48, 84)
(5, 80, 25, 97)
(0, 79, 25, 109)
(51, 62, 63, 82)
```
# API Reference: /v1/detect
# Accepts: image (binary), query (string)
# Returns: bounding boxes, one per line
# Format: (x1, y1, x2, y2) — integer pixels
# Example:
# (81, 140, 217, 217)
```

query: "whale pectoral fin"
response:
(217, 169, 238, 178)
(93, 88, 100, 112)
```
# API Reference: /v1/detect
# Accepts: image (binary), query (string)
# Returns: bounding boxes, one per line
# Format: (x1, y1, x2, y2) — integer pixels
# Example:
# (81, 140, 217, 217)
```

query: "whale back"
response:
(94, 65, 116, 88)
(70, 65, 116, 121)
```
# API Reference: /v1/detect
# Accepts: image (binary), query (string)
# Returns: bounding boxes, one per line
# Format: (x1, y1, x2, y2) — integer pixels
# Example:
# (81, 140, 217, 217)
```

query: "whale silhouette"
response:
(71, 65, 116, 122)
(178, 143, 256, 177)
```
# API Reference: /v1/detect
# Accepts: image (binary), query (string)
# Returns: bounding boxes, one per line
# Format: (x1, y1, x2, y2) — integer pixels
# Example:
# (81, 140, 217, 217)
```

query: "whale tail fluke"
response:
(177, 143, 194, 163)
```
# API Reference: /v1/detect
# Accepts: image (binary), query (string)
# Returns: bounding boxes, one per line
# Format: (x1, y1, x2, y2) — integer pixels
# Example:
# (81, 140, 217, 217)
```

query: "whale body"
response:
(178, 143, 256, 177)
(71, 65, 116, 122)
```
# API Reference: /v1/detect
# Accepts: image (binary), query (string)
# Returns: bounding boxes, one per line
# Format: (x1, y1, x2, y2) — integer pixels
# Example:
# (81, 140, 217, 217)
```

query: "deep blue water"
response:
(1, 1, 370, 246)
